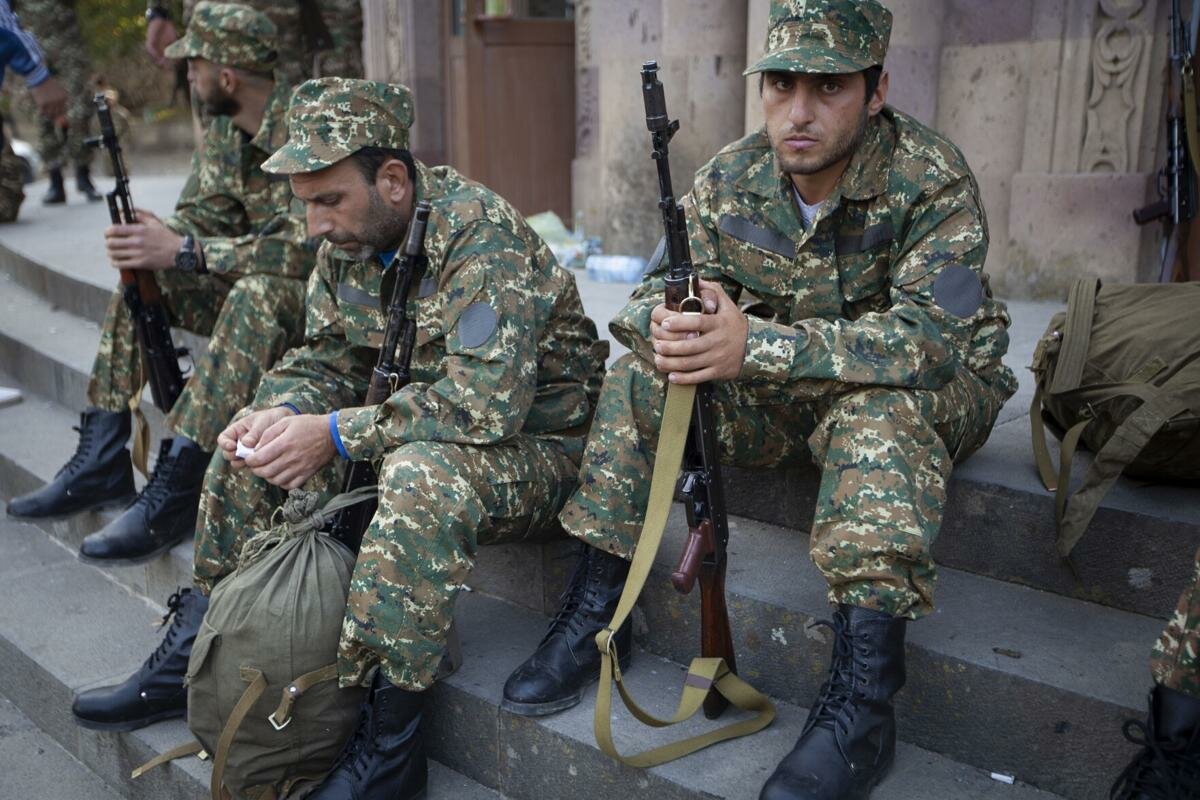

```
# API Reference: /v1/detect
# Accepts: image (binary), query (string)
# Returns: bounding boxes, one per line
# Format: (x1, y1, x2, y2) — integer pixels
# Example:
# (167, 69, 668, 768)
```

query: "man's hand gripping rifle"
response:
(643, 60, 736, 720)
(327, 201, 432, 554)
(87, 93, 186, 412)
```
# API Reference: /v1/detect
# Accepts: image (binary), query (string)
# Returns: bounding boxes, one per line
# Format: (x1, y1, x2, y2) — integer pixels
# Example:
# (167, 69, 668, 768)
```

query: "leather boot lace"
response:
(539, 548, 594, 645)
(136, 442, 181, 512)
(143, 589, 191, 672)
(57, 421, 98, 478)
(1112, 717, 1200, 799)
(804, 615, 868, 740)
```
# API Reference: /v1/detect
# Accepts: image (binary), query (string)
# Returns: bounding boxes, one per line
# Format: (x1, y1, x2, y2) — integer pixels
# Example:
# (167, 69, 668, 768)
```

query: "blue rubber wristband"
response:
(278, 402, 301, 416)
(329, 410, 350, 460)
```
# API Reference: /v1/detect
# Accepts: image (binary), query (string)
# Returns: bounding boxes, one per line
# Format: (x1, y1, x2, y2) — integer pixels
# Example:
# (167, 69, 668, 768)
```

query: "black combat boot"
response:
(1110, 684, 1200, 799)
(42, 166, 65, 204)
(78, 436, 211, 565)
(75, 164, 102, 202)
(308, 669, 427, 800)
(72, 587, 208, 731)
(7, 407, 136, 519)
(502, 543, 631, 716)
(759, 605, 907, 800)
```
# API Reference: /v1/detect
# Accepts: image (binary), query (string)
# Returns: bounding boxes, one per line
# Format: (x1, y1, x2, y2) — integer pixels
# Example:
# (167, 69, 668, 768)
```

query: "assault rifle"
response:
(87, 93, 186, 412)
(327, 201, 432, 553)
(1133, 0, 1198, 282)
(642, 60, 736, 720)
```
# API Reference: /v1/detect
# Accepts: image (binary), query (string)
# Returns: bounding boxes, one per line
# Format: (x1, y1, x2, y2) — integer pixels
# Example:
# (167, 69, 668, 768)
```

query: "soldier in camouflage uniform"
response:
(11, 11, 316, 731)
(503, 2, 1016, 798)
(13, 0, 102, 204)
(146, 0, 363, 83)
(74, 76, 603, 795)
(1109, 553, 1200, 797)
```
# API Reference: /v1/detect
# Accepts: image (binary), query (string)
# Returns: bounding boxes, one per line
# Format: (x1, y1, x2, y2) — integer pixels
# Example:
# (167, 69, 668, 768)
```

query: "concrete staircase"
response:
(1, 175, 1196, 799)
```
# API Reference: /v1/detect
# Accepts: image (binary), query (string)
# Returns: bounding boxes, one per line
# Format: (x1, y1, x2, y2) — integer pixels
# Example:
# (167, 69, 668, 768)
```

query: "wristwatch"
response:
(174, 234, 204, 273)
(146, 5, 171, 22)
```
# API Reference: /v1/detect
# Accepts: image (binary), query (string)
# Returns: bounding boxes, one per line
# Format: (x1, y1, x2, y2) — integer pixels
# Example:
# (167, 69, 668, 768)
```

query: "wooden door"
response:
(444, 0, 575, 220)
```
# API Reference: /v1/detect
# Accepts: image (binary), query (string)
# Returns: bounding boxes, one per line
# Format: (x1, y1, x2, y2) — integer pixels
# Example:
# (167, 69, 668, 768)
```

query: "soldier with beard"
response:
(9, 4, 317, 690)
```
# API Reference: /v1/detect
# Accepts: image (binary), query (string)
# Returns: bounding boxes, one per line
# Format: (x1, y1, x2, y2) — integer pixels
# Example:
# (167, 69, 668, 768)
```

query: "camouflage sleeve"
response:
(333, 222, 539, 458)
(163, 124, 313, 279)
(739, 175, 983, 392)
(608, 180, 744, 362)
(251, 253, 368, 413)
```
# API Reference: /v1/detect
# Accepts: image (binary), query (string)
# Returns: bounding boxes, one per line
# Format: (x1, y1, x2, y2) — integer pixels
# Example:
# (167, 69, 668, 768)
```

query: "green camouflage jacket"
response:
(254, 162, 608, 461)
(164, 79, 315, 278)
(612, 107, 1017, 400)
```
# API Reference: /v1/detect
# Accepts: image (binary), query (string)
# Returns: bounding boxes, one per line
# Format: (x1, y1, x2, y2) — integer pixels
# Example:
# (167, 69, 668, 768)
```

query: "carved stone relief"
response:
(1080, 0, 1156, 173)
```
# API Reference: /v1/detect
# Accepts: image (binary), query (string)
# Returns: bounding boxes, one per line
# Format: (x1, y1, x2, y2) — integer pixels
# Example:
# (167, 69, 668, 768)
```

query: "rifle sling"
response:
(592, 381, 775, 768)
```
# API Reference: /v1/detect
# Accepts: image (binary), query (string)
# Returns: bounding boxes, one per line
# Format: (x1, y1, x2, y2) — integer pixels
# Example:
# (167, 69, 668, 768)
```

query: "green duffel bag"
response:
(137, 489, 371, 800)
(1030, 278, 1200, 559)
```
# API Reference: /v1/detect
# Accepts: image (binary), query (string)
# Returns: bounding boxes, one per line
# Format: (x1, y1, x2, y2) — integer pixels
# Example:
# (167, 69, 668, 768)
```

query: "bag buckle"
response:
(268, 712, 292, 731)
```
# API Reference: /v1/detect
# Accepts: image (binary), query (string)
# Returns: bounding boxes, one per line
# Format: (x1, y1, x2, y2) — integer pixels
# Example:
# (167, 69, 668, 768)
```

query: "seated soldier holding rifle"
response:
(8, 2, 315, 574)
(71, 77, 608, 800)
(502, 1, 1016, 799)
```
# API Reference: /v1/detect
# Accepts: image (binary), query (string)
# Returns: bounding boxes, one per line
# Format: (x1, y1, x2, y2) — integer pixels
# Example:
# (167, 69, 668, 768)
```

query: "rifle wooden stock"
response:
(699, 558, 735, 719)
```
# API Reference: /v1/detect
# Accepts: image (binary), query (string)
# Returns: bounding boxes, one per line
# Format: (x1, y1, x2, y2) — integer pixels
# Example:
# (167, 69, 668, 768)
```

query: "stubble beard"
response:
(774, 106, 869, 177)
(326, 186, 406, 261)
(200, 86, 240, 118)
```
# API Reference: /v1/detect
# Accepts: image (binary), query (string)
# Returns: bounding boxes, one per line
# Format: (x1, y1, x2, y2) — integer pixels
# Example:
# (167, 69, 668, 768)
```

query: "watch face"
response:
(175, 250, 198, 272)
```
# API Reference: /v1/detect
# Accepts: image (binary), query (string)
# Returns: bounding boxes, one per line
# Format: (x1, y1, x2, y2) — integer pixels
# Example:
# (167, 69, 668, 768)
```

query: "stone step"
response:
(0, 513, 1061, 800)
(0, 378, 1149, 799)
(0, 513, 504, 800)
(0, 694, 122, 800)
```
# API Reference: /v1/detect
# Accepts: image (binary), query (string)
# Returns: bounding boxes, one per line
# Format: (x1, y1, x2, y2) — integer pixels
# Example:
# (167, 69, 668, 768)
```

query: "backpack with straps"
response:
(1029, 278, 1200, 558)
(135, 489, 372, 800)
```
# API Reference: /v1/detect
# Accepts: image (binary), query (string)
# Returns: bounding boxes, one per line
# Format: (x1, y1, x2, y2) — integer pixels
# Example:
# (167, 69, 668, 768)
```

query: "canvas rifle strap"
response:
(129, 360, 151, 478)
(592, 381, 775, 768)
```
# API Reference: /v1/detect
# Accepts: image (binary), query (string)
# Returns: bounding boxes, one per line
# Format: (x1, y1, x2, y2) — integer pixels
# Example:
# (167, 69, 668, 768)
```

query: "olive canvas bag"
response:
(1029, 278, 1200, 558)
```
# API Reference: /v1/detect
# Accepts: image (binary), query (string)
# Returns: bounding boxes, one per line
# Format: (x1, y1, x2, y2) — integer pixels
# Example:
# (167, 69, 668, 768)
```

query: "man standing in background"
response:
(145, 0, 363, 83)
(0, 0, 66, 221)
(13, 0, 102, 205)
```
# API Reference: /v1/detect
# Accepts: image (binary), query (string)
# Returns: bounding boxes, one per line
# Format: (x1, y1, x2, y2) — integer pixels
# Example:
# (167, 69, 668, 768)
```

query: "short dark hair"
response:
(758, 65, 884, 104)
(349, 146, 416, 185)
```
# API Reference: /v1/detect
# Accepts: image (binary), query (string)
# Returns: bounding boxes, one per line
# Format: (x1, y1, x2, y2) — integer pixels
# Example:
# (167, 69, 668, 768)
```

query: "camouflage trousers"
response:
(561, 353, 1009, 620)
(1151, 546, 1200, 698)
(0, 122, 24, 223)
(194, 433, 582, 691)
(86, 270, 306, 450)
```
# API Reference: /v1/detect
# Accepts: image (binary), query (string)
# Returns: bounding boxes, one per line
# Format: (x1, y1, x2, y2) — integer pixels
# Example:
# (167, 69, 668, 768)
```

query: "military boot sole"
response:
(72, 705, 185, 732)
(6, 491, 136, 522)
(77, 531, 189, 567)
(500, 651, 631, 718)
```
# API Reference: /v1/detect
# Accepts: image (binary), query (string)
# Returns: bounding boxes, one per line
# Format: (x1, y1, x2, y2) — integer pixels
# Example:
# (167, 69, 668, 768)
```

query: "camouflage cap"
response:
(261, 78, 415, 175)
(163, 1, 278, 73)
(743, 0, 892, 76)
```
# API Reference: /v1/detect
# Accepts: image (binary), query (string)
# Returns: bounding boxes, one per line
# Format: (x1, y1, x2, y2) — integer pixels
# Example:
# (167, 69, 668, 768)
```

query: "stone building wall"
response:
(365, 0, 1172, 299)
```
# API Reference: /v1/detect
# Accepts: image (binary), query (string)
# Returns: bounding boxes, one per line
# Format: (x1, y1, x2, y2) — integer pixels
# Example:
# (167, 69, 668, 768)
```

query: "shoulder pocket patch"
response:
(932, 264, 983, 319)
(458, 301, 498, 349)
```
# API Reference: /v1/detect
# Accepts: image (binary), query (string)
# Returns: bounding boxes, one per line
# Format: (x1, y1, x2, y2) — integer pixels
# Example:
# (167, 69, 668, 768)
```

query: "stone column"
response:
(360, 1, 446, 165)
(573, 0, 745, 260)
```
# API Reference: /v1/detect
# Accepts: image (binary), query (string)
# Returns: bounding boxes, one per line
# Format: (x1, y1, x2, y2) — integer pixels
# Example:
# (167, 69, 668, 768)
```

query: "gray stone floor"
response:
(0, 694, 122, 800)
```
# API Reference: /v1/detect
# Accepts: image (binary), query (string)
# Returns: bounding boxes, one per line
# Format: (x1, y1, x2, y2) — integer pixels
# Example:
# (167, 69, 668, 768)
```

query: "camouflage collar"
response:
(837, 111, 893, 202)
(250, 77, 292, 154)
(738, 110, 894, 205)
